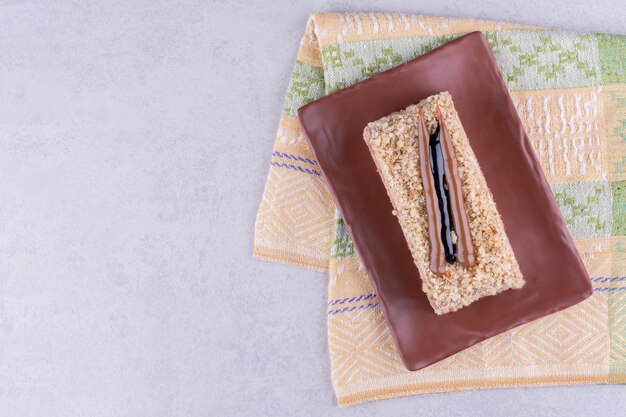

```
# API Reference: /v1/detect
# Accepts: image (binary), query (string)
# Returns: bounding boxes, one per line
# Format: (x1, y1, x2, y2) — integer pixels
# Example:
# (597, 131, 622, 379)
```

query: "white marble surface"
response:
(0, 1, 624, 416)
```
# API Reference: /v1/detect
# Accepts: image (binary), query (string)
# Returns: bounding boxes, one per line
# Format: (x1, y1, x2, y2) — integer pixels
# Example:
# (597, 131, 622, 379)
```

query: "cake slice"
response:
(363, 92, 524, 314)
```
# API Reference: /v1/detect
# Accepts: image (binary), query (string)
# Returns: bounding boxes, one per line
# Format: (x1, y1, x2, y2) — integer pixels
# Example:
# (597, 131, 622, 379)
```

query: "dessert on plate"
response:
(363, 92, 524, 314)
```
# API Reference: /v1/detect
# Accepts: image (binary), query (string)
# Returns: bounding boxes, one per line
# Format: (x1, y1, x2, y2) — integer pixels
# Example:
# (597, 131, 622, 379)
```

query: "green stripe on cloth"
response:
(551, 181, 613, 239)
(612, 181, 626, 236)
(319, 30, 603, 94)
(330, 214, 356, 259)
(597, 33, 626, 84)
(321, 35, 457, 93)
(283, 60, 325, 116)
(485, 31, 601, 89)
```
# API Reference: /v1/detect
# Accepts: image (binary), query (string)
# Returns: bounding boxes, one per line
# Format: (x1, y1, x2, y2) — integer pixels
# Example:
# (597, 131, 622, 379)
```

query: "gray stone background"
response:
(0, 0, 624, 416)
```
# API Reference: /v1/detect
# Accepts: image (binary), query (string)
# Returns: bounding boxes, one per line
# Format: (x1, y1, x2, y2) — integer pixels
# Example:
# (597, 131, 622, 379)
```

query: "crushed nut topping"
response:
(363, 92, 524, 315)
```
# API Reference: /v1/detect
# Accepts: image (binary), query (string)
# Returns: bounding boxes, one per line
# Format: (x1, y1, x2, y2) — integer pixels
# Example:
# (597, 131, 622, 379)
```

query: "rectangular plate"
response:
(298, 32, 592, 371)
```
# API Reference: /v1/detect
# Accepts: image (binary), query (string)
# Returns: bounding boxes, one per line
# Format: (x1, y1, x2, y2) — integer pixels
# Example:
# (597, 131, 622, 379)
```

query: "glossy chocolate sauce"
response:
(417, 110, 446, 274)
(428, 123, 456, 264)
(438, 109, 475, 268)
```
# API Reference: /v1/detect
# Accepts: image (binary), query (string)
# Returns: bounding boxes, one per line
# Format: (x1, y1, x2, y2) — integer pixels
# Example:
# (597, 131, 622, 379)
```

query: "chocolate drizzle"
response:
(438, 108, 475, 268)
(429, 124, 456, 264)
(420, 112, 476, 273)
(417, 110, 446, 274)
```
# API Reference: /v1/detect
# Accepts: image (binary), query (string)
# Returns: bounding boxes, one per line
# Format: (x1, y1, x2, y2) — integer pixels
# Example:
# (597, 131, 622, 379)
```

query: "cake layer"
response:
(363, 92, 524, 314)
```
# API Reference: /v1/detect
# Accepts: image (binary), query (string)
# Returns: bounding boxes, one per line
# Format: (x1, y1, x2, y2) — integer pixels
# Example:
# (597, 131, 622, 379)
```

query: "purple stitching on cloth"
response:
(272, 151, 318, 165)
(325, 282, 626, 315)
(328, 293, 376, 306)
(591, 276, 626, 283)
(328, 303, 380, 315)
(270, 161, 321, 176)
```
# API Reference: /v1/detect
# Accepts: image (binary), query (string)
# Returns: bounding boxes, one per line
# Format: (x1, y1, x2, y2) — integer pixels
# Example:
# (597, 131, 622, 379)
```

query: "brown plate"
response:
(298, 32, 592, 371)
